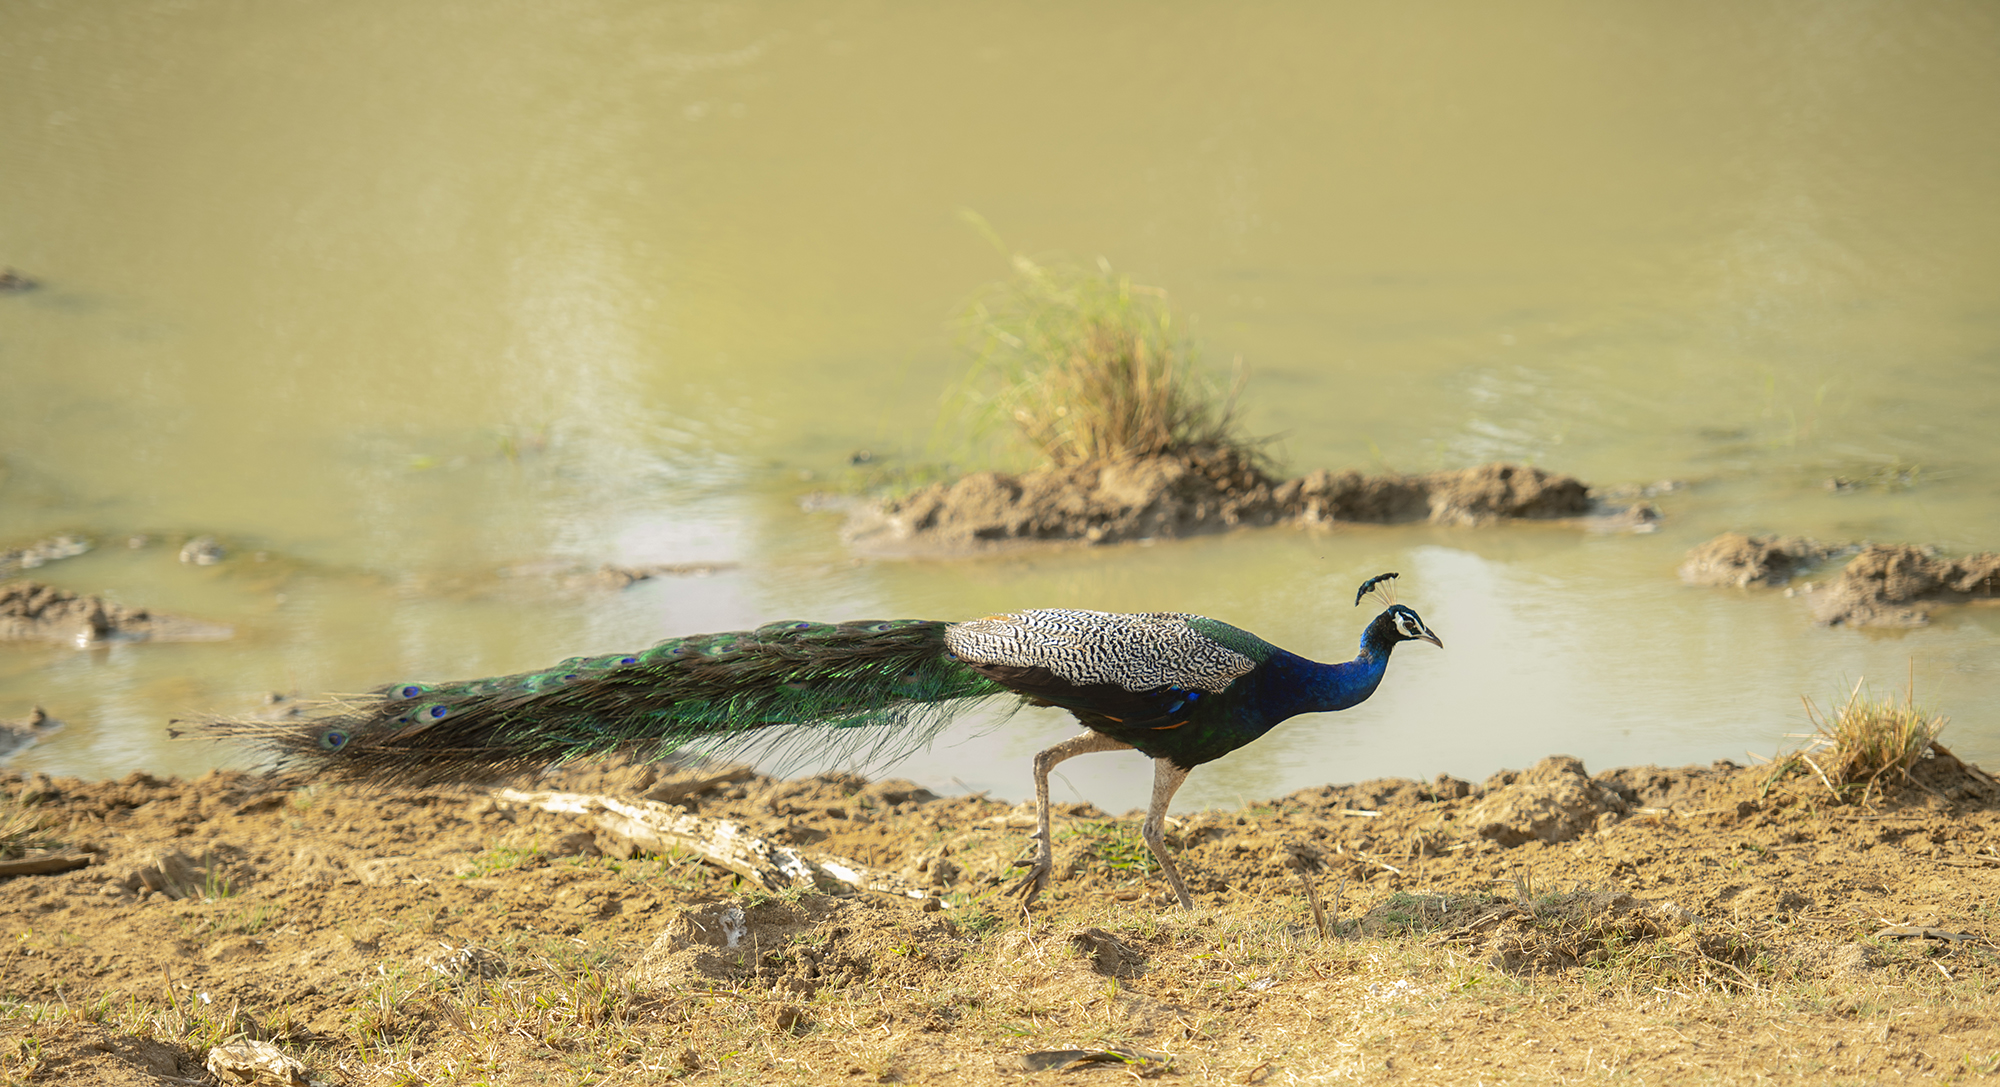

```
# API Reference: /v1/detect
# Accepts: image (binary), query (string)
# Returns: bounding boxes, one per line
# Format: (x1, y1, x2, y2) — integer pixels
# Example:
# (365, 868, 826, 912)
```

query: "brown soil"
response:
(0, 580, 234, 646)
(5, 749, 2000, 1084)
(1682, 535, 2000, 627)
(849, 454, 1621, 554)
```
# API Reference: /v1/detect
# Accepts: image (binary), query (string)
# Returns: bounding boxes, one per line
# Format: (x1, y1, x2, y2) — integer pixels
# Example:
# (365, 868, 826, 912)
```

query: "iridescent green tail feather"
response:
(194, 619, 1004, 785)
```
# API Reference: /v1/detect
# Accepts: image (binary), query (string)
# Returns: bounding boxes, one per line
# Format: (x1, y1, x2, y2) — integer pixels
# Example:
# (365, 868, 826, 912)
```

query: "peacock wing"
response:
(942, 609, 1265, 695)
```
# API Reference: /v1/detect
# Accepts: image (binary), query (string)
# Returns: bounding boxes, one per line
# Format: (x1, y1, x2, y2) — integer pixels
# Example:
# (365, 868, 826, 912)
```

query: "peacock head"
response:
(1352, 571, 1442, 649)
(1366, 604, 1443, 650)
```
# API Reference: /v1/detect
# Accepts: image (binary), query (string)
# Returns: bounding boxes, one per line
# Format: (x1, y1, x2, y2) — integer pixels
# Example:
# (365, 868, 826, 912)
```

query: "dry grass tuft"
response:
(1798, 673, 1947, 801)
(955, 246, 1265, 469)
(0, 793, 56, 860)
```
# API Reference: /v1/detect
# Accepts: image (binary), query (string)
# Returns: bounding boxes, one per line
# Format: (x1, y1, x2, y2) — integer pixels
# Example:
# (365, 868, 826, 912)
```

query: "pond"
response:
(3, 1, 1996, 814)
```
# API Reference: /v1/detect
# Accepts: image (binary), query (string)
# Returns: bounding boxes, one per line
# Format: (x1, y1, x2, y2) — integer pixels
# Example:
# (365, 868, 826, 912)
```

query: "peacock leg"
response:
(1141, 758, 1194, 910)
(1010, 730, 1132, 909)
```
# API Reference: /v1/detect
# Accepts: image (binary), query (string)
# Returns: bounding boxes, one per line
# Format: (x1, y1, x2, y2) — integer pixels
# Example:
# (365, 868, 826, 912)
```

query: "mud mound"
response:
(0, 580, 233, 645)
(855, 444, 1283, 551)
(850, 455, 1601, 553)
(1681, 535, 2000, 626)
(1416, 463, 1593, 523)
(1678, 532, 1847, 588)
(1459, 755, 1631, 846)
(1812, 545, 2000, 627)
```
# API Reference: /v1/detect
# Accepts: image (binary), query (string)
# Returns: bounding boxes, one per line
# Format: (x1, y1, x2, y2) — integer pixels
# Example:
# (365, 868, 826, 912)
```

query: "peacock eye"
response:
(318, 729, 349, 751)
(426, 704, 450, 719)
(398, 685, 425, 699)
(618, 657, 638, 665)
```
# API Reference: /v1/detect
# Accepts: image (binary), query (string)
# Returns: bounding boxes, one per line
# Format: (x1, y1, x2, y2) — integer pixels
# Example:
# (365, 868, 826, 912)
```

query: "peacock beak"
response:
(1419, 631, 1443, 648)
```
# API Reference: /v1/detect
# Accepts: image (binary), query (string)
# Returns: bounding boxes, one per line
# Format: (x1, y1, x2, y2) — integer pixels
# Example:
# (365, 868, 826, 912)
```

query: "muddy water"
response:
(3, 3, 1998, 814)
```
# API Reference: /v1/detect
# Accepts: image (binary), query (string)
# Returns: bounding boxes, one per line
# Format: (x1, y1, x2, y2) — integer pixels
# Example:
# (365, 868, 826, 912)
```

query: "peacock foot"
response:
(1007, 854, 1053, 910)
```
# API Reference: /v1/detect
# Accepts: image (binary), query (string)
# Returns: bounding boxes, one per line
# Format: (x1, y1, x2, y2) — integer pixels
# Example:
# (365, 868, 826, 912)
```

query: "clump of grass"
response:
(0, 793, 58, 859)
(1797, 674, 1947, 802)
(954, 239, 1263, 469)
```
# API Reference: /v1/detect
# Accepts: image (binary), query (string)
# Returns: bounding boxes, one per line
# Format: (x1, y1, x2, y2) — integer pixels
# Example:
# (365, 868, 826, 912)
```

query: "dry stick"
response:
(1296, 867, 1327, 938)
(494, 788, 928, 900)
(1798, 751, 1841, 800)
(1706, 953, 1768, 993)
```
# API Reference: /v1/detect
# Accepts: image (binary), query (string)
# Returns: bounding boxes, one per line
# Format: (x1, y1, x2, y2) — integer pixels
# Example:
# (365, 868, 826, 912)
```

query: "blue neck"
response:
(1262, 624, 1399, 719)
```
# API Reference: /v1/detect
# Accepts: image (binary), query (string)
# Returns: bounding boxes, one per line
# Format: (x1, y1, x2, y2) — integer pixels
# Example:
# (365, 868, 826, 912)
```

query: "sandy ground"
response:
(4, 745, 2000, 1085)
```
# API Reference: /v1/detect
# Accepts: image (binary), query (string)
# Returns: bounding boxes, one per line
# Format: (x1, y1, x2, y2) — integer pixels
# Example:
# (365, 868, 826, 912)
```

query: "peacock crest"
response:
(1355, 570, 1401, 608)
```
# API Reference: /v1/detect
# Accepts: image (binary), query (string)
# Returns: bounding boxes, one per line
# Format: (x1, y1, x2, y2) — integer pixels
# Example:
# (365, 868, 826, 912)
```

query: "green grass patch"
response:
(1058, 820, 1157, 877)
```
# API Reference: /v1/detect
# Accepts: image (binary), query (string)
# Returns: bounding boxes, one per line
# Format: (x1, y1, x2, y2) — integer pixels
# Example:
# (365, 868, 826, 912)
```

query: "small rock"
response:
(179, 535, 226, 565)
(205, 1038, 308, 1086)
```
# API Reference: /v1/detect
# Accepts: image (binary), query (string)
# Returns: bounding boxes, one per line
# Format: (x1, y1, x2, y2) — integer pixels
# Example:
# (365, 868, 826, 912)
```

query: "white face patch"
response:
(1394, 612, 1417, 639)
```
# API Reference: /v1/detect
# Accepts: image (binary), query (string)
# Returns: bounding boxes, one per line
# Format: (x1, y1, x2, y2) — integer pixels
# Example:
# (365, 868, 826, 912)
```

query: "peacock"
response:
(198, 573, 1441, 910)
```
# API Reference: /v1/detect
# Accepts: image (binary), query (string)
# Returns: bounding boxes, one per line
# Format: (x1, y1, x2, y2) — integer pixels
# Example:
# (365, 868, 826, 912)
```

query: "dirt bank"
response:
(1681, 534, 2000, 626)
(4, 749, 1999, 1084)
(848, 455, 1639, 555)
